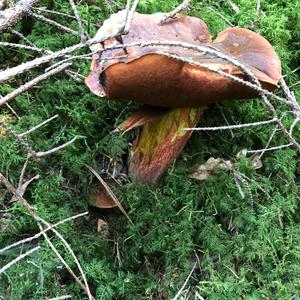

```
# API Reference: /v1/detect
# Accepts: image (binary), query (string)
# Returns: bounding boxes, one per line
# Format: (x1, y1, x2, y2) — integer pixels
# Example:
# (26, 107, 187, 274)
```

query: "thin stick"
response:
(33, 7, 80, 21)
(19, 115, 59, 137)
(207, 6, 234, 27)
(9, 29, 35, 46)
(37, 221, 94, 300)
(0, 246, 41, 275)
(217, 104, 234, 137)
(30, 12, 79, 36)
(257, 125, 278, 160)
(247, 143, 293, 153)
(18, 159, 29, 188)
(34, 136, 78, 158)
(0, 212, 88, 254)
(0, 41, 48, 54)
(123, 0, 139, 33)
(5, 102, 20, 119)
(37, 220, 93, 300)
(0, 63, 71, 107)
(172, 262, 197, 300)
(185, 118, 277, 131)
(68, 0, 88, 42)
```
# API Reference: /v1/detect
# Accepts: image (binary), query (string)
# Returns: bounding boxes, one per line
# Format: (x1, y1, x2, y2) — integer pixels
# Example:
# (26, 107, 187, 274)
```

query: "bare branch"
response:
(0, 0, 38, 33)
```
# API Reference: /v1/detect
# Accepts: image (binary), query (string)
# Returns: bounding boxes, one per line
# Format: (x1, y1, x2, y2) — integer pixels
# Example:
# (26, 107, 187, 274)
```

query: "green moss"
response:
(1, 0, 300, 299)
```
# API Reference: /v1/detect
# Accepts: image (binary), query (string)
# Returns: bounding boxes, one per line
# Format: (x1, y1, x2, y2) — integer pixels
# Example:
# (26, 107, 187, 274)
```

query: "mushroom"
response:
(86, 10, 281, 184)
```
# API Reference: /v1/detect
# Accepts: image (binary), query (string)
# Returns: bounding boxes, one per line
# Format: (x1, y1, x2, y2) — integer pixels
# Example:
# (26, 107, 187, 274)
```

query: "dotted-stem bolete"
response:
(86, 10, 281, 184)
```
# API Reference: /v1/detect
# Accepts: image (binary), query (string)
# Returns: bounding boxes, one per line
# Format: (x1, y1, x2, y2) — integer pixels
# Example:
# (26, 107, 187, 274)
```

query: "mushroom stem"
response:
(129, 106, 205, 183)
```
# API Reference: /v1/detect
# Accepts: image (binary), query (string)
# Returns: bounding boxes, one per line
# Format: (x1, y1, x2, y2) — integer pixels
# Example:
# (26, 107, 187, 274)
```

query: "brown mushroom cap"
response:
(86, 11, 281, 107)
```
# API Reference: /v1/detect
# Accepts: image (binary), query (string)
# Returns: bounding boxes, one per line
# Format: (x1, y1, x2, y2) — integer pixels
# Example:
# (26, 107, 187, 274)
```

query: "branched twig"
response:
(0, 117, 78, 158)
(0, 118, 35, 157)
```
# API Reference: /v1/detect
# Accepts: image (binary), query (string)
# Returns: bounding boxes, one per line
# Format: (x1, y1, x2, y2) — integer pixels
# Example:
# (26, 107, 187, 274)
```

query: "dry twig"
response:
(0, 0, 38, 33)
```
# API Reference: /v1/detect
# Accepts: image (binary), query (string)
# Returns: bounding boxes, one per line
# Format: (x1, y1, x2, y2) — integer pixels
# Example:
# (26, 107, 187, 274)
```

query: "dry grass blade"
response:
(85, 164, 133, 225)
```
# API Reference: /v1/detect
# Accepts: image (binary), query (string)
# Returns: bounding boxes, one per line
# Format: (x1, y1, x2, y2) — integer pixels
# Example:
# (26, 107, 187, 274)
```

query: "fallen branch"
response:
(0, 0, 38, 33)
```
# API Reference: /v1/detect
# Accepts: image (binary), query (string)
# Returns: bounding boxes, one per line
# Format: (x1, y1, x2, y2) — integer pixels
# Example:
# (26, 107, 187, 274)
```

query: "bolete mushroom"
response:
(86, 10, 281, 184)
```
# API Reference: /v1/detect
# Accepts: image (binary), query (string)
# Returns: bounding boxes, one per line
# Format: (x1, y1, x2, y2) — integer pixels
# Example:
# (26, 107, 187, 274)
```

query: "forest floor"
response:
(1, 0, 300, 299)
